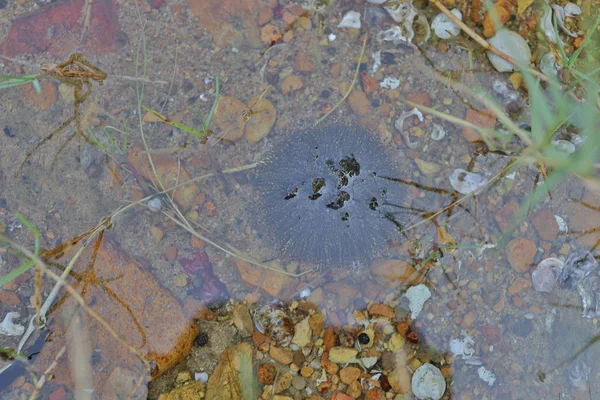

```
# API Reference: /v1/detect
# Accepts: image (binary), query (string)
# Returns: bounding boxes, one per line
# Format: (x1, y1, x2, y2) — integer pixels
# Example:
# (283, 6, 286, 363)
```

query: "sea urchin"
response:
(253, 123, 406, 267)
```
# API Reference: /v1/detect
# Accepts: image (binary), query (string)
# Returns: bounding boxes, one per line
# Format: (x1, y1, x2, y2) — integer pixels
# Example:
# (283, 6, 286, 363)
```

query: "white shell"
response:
(540, 52, 561, 80)
(478, 366, 497, 386)
(404, 284, 431, 319)
(449, 335, 475, 359)
(449, 169, 487, 194)
(430, 123, 446, 141)
(147, 197, 162, 212)
(431, 9, 462, 39)
(487, 29, 532, 72)
(555, 215, 568, 232)
(551, 4, 578, 37)
(564, 2, 582, 16)
(0, 312, 25, 336)
(338, 11, 362, 29)
(395, 107, 424, 149)
(532, 257, 565, 292)
(412, 363, 446, 400)
(551, 139, 576, 154)
(380, 76, 400, 89)
(541, 4, 560, 44)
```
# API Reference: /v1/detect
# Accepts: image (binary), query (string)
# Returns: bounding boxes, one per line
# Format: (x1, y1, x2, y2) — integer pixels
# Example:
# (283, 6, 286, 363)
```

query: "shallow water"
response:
(0, 0, 599, 399)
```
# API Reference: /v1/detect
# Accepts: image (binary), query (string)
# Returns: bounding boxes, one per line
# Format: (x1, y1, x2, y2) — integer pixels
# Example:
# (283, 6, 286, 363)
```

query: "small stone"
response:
(323, 326, 336, 351)
(347, 89, 370, 117)
(463, 108, 496, 142)
(270, 346, 294, 365)
(261, 23, 281, 44)
(371, 259, 417, 285)
(461, 310, 476, 329)
(176, 371, 192, 384)
(388, 366, 412, 394)
(292, 317, 312, 347)
(508, 276, 532, 296)
(482, 0, 512, 37)
(347, 380, 362, 398)
(214, 96, 247, 141)
(274, 372, 293, 393)
(340, 366, 361, 384)
(20, 81, 57, 111)
(329, 347, 358, 364)
(531, 209, 560, 241)
(368, 303, 395, 319)
(482, 325, 501, 344)
(414, 158, 441, 175)
(507, 238, 536, 273)
(292, 374, 307, 390)
(495, 199, 519, 232)
(244, 96, 276, 143)
(0, 292, 20, 306)
(165, 245, 178, 263)
(173, 274, 188, 287)
(281, 75, 303, 94)
(332, 393, 353, 400)
(388, 333, 406, 353)
(295, 51, 316, 74)
(258, 363, 277, 385)
(301, 366, 314, 377)
(233, 304, 254, 338)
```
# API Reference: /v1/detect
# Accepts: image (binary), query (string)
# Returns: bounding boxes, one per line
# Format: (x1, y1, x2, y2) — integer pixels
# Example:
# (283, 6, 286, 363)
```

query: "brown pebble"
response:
(368, 303, 395, 319)
(257, 7, 273, 25)
(270, 346, 293, 365)
(281, 75, 303, 94)
(347, 380, 362, 398)
(204, 201, 216, 217)
(20, 81, 57, 111)
(165, 245, 178, 263)
(339, 366, 361, 385)
(463, 108, 496, 142)
(495, 198, 519, 232)
(258, 363, 277, 385)
(531, 209, 559, 241)
(347, 89, 370, 117)
(323, 326, 336, 351)
(295, 51, 316, 74)
(508, 276, 532, 296)
(0, 291, 21, 306)
(461, 310, 476, 329)
(506, 238, 536, 273)
(260, 23, 281, 44)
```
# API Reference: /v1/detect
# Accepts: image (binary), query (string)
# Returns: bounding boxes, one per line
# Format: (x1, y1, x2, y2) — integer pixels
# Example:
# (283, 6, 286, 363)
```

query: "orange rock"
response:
(204, 201, 216, 217)
(368, 303, 395, 319)
(482, 0, 513, 38)
(165, 245, 178, 262)
(508, 276, 531, 296)
(347, 89, 370, 117)
(330, 63, 342, 78)
(296, 51, 316, 74)
(270, 346, 293, 365)
(187, 0, 263, 48)
(323, 326, 336, 351)
(461, 310, 476, 328)
(19, 81, 57, 110)
(361, 73, 379, 93)
(463, 108, 496, 142)
(257, 7, 273, 25)
(0, 291, 21, 306)
(506, 238, 536, 273)
(370, 259, 417, 286)
(339, 366, 361, 384)
(233, 258, 297, 298)
(260, 23, 281, 44)
(407, 91, 432, 107)
(531, 209, 559, 241)
(495, 198, 519, 232)
(573, 35, 585, 49)
(127, 148, 199, 212)
(190, 235, 206, 249)
(244, 96, 276, 143)
(32, 239, 201, 397)
(281, 75, 303, 94)
(321, 352, 339, 374)
(213, 96, 247, 141)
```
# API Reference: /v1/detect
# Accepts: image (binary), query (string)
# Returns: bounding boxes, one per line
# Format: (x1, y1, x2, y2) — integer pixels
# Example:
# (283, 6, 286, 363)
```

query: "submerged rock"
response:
(532, 258, 564, 293)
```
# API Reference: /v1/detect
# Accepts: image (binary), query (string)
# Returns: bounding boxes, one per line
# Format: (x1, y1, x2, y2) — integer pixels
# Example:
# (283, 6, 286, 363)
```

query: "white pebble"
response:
(337, 11, 361, 29)
(404, 284, 431, 319)
(487, 29, 532, 72)
(0, 312, 25, 336)
(431, 9, 462, 39)
(449, 169, 487, 194)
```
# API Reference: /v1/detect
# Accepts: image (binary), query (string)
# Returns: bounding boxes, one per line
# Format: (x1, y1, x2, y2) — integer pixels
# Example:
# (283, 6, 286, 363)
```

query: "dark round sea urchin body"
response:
(253, 123, 406, 267)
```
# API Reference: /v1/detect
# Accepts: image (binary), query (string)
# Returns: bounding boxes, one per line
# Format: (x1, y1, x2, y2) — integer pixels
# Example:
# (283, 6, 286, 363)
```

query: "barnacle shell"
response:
(252, 303, 294, 347)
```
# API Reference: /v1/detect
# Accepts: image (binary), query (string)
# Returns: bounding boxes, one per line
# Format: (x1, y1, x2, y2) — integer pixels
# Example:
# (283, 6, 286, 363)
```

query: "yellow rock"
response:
(214, 96, 247, 141)
(244, 96, 276, 143)
(158, 381, 205, 400)
(206, 343, 259, 399)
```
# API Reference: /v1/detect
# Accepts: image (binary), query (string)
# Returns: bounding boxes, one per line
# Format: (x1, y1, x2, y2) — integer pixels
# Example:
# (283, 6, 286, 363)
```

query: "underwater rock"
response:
(0, 312, 24, 336)
(568, 359, 591, 390)
(411, 363, 446, 400)
(532, 258, 564, 292)
(179, 251, 229, 307)
(487, 29, 532, 72)
(253, 123, 406, 266)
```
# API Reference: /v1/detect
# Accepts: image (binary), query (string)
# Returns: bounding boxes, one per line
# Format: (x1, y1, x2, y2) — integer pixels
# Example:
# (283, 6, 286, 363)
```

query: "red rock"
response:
(365, 388, 385, 400)
(495, 198, 519, 232)
(361, 73, 379, 93)
(187, 0, 263, 48)
(347, 89, 370, 117)
(407, 91, 432, 107)
(49, 387, 67, 400)
(148, 0, 164, 8)
(258, 363, 276, 385)
(462, 108, 496, 142)
(531, 209, 559, 241)
(0, 291, 21, 306)
(0, 0, 121, 58)
(506, 238, 536, 273)
(482, 325, 501, 344)
(323, 326, 336, 351)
